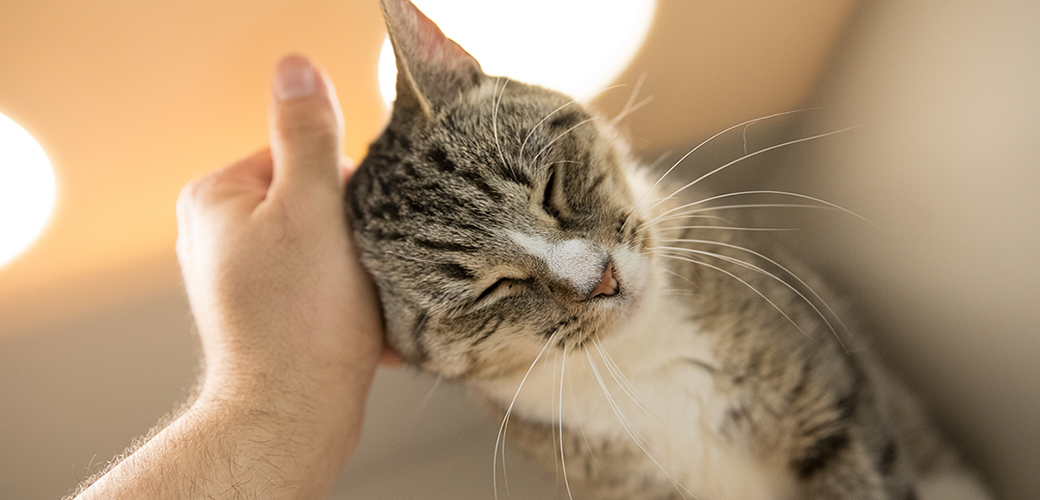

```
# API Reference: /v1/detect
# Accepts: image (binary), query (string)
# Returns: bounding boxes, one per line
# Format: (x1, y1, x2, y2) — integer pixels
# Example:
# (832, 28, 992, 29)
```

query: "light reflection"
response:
(0, 112, 56, 269)
(378, 0, 657, 105)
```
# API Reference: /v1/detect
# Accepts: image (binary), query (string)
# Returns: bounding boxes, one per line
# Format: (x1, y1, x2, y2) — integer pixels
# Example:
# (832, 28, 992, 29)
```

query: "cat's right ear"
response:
(379, 0, 485, 119)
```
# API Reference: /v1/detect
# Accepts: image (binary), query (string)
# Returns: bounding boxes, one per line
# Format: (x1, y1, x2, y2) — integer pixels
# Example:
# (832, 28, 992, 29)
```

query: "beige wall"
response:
(765, 1, 1040, 498)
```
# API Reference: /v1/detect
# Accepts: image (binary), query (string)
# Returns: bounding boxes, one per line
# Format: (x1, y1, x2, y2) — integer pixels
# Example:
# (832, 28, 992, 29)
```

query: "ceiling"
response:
(0, 0, 857, 333)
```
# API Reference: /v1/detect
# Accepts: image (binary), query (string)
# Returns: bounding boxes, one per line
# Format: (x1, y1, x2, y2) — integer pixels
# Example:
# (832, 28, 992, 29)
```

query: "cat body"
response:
(347, 1, 991, 498)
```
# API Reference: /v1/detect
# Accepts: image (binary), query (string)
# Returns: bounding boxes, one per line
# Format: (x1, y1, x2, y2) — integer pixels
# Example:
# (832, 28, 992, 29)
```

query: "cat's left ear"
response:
(379, 0, 485, 119)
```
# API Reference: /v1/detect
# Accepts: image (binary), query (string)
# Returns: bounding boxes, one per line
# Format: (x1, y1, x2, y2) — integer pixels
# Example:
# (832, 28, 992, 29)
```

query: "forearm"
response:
(76, 391, 362, 500)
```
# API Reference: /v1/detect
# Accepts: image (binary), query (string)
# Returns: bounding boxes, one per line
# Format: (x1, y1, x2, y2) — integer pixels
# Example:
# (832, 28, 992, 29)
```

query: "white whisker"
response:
(654, 225, 798, 233)
(551, 348, 561, 484)
(560, 345, 575, 500)
(495, 330, 559, 500)
(640, 203, 836, 231)
(594, 342, 672, 432)
(586, 348, 698, 500)
(653, 251, 812, 340)
(517, 84, 626, 169)
(492, 77, 515, 182)
(621, 109, 819, 233)
(531, 118, 596, 166)
(417, 375, 443, 411)
(649, 126, 859, 213)
(640, 190, 873, 232)
(654, 240, 850, 350)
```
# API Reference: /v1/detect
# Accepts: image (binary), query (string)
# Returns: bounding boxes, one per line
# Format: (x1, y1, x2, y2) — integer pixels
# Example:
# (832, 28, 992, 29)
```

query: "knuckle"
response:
(177, 174, 217, 213)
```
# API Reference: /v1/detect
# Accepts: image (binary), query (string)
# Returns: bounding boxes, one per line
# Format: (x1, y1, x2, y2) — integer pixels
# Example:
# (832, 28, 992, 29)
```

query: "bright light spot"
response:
(378, 0, 657, 105)
(0, 112, 56, 269)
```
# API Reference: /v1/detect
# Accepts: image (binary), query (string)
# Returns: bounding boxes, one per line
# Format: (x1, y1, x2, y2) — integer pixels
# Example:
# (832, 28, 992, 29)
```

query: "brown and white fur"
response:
(346, 1, 992, 499)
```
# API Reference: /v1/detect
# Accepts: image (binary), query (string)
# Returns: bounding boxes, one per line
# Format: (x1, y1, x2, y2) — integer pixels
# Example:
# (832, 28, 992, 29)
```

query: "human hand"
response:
(175, 55, 383, 490)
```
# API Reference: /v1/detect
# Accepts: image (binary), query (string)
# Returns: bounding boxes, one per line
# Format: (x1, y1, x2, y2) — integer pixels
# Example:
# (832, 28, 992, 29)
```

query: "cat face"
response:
(347, 0, 655, 378)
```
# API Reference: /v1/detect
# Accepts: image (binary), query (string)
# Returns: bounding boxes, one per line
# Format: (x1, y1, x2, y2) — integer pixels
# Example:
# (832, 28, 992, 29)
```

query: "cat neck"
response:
(474, 289, 715, 427)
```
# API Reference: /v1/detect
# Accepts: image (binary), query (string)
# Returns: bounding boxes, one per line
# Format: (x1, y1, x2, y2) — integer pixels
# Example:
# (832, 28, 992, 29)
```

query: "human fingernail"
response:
(274, 55, 315, 100)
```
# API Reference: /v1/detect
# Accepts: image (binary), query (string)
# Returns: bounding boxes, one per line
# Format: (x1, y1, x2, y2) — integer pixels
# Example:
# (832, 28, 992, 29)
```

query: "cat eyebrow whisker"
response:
(518, 83, 628, 170)
(530, 117, 597, 167)
(491, 76, 517, 183)
(609, 71, 654, 128)
(518, 99, 579, 170)
(586, 346, 699, 500)
(494, 329, 560, 500)
(620, 109, 817, 235)
(617, 72, 646, 123)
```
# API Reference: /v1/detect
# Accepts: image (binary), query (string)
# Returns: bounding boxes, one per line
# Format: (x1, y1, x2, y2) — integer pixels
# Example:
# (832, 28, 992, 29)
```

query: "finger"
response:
(177, 148, 274, 220)
(268, 55, 344, 195)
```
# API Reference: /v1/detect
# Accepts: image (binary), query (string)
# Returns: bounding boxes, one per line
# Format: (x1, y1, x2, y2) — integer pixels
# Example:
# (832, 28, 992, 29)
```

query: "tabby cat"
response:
(346, 1, 991, 498)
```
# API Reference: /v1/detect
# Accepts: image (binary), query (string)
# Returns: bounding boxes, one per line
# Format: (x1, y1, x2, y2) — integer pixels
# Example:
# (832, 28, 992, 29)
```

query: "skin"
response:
(75, 55, 395, 500)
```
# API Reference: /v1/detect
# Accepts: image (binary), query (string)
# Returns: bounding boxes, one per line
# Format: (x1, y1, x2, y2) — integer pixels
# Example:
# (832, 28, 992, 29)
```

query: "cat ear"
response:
(379, 0, 484, 118)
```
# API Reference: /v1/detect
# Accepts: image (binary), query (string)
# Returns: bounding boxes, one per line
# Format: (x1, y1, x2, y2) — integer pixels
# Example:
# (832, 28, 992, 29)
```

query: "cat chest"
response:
(483, 332, 794, 499)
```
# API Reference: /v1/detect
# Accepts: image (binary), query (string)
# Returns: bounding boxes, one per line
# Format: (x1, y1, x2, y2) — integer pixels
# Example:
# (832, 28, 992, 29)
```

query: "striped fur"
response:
(344, 1, 992, 498)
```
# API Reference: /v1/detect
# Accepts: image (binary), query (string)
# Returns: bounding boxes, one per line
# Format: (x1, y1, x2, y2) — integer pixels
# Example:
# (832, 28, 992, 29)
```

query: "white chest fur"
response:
(478, 297, 795, 500)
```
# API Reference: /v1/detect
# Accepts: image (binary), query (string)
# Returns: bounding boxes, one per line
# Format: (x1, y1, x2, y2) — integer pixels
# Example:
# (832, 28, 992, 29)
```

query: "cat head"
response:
(347, 0, 657, 379)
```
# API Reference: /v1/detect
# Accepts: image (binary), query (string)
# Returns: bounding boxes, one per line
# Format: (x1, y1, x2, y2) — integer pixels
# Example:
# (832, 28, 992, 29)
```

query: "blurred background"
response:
(1, 0, 1037, 498)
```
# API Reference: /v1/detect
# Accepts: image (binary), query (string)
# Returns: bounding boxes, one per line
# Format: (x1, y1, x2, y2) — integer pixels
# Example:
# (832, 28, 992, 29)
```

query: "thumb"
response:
(268, 55, 345, 195)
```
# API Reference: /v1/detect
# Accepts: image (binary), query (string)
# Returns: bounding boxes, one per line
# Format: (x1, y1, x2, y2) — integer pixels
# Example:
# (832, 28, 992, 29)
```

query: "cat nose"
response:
(587, 262, 620, 299)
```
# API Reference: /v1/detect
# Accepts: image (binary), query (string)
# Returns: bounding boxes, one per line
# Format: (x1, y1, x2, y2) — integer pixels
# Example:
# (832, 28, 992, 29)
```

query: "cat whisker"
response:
(612, 71, 648, 127)
(611, 95, 654, 128)
(620, 109, 819, 234)
(609, 72, 654, 128)
(656, 245, 827, 340)
(551, 348, 561, 484)
(640, 203, 837, 230)
(585, 348, 699, 500)
(418, 375, 444, 411)
(648, 126, 859, 214)
(654, 225, 799, 233)
(491, 76, 516, 183)
(594, 342, 674, 434)
(518, 84, 627, 169)
(568, 359, 609, 478)
(662, 269, 698, 289)
(654, 238, 852, 349)
(495, 330, 560, 500)
(530, 117, 596, 166)
(640, 190, 873, 232)
(639, 214, 734, 229)
(653, 251, 812, 340)
(559, 344, 575, 500)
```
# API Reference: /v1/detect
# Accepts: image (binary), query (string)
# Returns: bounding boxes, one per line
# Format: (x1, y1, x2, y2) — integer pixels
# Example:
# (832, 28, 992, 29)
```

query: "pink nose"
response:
(589, 262, 620, 299)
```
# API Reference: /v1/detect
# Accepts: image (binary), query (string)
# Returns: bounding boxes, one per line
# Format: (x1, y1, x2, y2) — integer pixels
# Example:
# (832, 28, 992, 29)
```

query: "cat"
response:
(346, 0, 992, 498)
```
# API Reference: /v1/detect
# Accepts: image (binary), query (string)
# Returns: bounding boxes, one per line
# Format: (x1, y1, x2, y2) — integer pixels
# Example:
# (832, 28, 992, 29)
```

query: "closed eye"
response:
(542, 166, 561, 219)
(470, 277, 529, 309)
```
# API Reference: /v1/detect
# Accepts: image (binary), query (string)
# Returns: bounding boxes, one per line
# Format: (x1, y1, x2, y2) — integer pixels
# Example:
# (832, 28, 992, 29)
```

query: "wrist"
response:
(187, 388, 362, 499)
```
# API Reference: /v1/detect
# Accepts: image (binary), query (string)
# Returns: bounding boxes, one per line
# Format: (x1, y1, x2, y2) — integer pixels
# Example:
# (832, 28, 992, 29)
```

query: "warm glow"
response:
(378, 0, 657, 105)
(0, 112, 56, 269)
